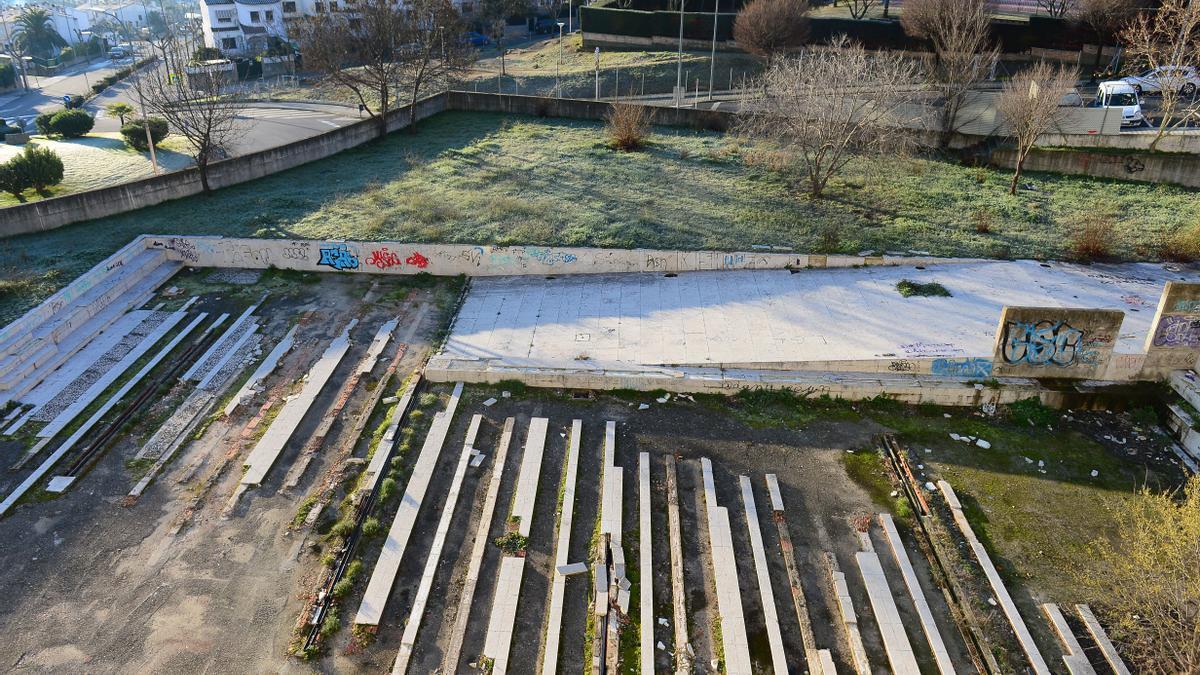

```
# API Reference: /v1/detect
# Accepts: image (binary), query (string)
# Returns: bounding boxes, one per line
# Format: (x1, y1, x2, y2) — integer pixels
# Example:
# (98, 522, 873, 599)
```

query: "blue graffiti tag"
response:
(1001, 320, 1097, 367)
(318, 245, 359, 271)
(930, 357, 993, 378)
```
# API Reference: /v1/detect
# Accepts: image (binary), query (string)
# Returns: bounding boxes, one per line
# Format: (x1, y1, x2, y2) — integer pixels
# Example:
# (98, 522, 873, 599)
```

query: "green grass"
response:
(896, 279, 952, 298)
(5, 110, 1199, 324)
(873, 406, 1181, 603)
(841, 448, 911, 518)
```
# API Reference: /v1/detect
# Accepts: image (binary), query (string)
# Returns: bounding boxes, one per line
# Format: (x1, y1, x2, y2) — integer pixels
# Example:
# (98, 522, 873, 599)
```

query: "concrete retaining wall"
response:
(1142, 282, 1200, 377)
(0, 93, 451, 238)
(991, 147, 1200, 189)
(145, 234, 958, 276)
(992, 306, 1125, 379)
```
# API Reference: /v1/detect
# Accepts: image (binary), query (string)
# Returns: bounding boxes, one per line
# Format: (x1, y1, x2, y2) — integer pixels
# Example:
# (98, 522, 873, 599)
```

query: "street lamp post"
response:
(674, 0, 684, 107)
(593, 46, 599, 100)
(707, 0, 717, 100)
(556, 22, 564, 98)
(568, 0, 572, 34)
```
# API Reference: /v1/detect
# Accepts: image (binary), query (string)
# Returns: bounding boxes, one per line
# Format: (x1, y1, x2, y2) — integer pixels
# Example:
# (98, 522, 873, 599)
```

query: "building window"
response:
(249, 10, 260, 21)
(216, 9, 234, 22)
(265, 10, 274, 20)
(283, 1, 296, 11)
(221, 37, 237, 49)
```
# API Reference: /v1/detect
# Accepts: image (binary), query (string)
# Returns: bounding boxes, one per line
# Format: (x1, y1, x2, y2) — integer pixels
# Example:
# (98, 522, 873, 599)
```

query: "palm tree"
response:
(13, 9, 68, 59)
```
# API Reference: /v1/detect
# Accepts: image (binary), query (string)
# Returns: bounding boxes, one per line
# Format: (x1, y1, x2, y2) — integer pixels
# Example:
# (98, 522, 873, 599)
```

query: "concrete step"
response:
(1168, 370, 1200, 413)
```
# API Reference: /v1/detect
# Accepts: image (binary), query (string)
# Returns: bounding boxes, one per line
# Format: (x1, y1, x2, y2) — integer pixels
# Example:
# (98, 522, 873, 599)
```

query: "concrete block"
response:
(992, 306, 1124, 379)
(856, 551, 921, 675)
(557, 562, 588, 576)
(1076, 604, 1131, 675)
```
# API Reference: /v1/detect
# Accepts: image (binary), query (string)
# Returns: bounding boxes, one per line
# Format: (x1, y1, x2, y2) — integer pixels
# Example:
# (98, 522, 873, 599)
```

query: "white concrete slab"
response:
(223, 325, 298, 416)
(355, 381, 463, 626)
(240, 320, 359, 486)
(765, 472, 785, 512)
(878, 513, 956, 675)
(177, 312, 230, 381)
(1076, 604, 1131, 675)
(542, 419, 582, 675)
(0, 312, 207, 516)
(599, 420, 623, 544)
(828, 552, 872, 675)
(1042, 603, 1098, 675)
(360, 376, 421, 494)
(700, 458, 753, 675)
(938, 481, 1051, 675)
(195, 320, 258, 391)
(360, 318, 399, 374)
(856, 551, 921, 675)
(442, 262, 1193, 372)
(639, 452, 654, 675)
(738, 475, 788, 674)
(391, 414, 481, 675)
(511, 417, 549, 537)
(442, 417, 515, 674)
(182, 301, 259, 381)
(482, 555, 527, 675)
(37, 307, 190, 439)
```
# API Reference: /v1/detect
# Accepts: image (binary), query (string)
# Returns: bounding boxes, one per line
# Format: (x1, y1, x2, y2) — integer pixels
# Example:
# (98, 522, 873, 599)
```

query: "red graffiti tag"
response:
(366, 247, 402, 270)
(405, 252, 430, 269)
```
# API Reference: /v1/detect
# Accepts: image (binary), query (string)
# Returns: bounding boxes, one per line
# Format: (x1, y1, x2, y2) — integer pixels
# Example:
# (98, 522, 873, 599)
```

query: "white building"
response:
(199, 0, 288, 55)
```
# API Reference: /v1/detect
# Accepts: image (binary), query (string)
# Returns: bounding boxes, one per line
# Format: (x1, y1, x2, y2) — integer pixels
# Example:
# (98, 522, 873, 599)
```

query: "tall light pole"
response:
(556, 21, 564, 97)
(674, 0, 684, 107)
(707, 0, 717, 100)
(568, 0, 572, 33)
(593, 46, 599, 100)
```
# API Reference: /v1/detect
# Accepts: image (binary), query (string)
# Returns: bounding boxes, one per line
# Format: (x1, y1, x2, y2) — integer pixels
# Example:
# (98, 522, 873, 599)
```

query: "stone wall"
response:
(991, 306, 1125, 379)
(145, 235, 954, 276)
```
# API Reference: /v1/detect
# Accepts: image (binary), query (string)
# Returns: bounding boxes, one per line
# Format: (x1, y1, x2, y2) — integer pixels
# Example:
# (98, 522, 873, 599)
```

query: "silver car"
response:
(1121, 66, 1200, 97)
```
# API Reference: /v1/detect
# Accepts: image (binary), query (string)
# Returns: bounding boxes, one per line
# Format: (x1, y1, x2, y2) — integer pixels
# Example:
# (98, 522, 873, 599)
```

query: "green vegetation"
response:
(293, 495, 319, 528)
(5, 111, 1199, 325)
(896, 279, 952, 298)
(841, 449, 911, 518)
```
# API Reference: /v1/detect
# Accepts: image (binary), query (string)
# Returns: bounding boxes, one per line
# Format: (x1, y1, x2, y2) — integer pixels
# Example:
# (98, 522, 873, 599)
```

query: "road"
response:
(0, 57, 134, 123)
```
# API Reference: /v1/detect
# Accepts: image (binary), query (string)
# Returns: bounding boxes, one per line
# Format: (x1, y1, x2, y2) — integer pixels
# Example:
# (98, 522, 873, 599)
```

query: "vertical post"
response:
(708, 0, 717, 100)
(594, 46, 600, 100)
(675, 0, 684, 107)
(615, 65, 619, 98)
(569, 0, 573, 33)
(556, 22, 564, 97)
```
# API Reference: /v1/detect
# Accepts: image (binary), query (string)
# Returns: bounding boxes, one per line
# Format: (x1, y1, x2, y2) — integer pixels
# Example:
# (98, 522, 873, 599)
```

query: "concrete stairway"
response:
(0, 249, 180, 408)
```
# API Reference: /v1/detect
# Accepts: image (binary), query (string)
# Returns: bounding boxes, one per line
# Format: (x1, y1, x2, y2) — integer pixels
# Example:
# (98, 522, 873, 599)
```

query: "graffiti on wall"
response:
(1173, 299, 1200, 313)
(406, 251, 430, 269)
(366, 247, 402, 270)
(1000, 320, 1101, 367)
(318, 245, 360, 271)
(930, 357, 993, 378)
(1152, 315, 1200, 348)
(525, 247, 577, 267)
(166, 237, 199, 263)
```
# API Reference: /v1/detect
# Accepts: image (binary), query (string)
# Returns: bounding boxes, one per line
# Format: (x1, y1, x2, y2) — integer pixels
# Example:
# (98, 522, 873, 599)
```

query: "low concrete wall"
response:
(0, 93, 451, 238)
(990, 147, 1200, 189)
(992, 306, 1125, 379)
(447, 91, 734, 130)
(145, 235, 959, 276)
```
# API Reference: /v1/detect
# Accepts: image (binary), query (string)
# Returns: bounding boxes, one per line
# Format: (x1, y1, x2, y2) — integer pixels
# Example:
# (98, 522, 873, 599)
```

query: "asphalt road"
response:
(0, 57, 133, 123)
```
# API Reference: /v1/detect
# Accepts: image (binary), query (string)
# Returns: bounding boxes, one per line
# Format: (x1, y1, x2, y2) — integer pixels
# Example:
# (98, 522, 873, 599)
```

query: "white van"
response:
(1093, 81, 1145, 127)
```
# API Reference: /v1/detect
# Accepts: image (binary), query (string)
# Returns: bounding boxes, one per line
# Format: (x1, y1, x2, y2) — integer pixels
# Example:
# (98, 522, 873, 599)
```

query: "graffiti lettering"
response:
(405, 252, 430, 269)
(105, 260, 124, 272)
(1001, 320, 1098, 367)
(722, 253, 746, 269)
(318, 245, 359, 271)
(461, 247, 484, 267)
(900, 342, 963, 358)
(646, 255, 667, 270)
(1152, 315, 1200, 348)
(167, 237, 199, 263)
(230, 245, 271, 266)
(281, 246, 309, 261)
(1173, 299, 1200, 313)
(525, 247, 577, 267)
(366, 247, 403, 270)
(930, 357, 993, 378)
(888, 360, 916, 372)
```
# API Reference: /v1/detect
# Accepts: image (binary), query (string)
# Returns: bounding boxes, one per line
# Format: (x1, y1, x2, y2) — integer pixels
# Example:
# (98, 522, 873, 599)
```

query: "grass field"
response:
(2, 109, 1199, 324)
(0, 134, 193, 206)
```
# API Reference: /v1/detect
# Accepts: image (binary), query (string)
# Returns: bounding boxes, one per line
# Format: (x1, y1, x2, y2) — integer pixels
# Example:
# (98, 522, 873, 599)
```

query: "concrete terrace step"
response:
(0, 255, 179, 404)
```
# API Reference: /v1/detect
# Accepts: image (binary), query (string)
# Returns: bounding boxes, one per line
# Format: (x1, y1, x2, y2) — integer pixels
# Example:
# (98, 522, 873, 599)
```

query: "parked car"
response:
(463, 32, 491, 47)
(1121, 66, 1200, 98)
(1092, 81, 1145, 127)
(532, 17, 560, 34)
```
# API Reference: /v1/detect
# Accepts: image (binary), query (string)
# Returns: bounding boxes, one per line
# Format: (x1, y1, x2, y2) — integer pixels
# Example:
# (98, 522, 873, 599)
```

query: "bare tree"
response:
(479, 0, 531, 77)
(996, 61, 1076, 194)
(845, 0, 878, 20)
(296, 0, 473, 137)
(739, 41, 923, 198)
(1075, 0, 1140, 74)
(1036, 0, 1075, 18)
(136, 42, 246, 193)
(901, 0, 998, 145)
(1120, 0, 1200, 151)
(1075, 475, 1200, 674)
(732, 0, 810, 70)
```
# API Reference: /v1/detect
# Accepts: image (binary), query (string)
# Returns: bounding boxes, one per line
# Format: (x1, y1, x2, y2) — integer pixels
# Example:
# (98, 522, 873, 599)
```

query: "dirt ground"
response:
(333, 389, 978, 675)
(0, 268, 449, 673)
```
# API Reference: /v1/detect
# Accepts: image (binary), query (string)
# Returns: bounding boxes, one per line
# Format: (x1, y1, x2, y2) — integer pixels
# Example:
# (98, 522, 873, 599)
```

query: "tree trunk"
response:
(1008, 151, 1024, 195)
(199, 159, 212, 193)
(377, 86, 390, 138)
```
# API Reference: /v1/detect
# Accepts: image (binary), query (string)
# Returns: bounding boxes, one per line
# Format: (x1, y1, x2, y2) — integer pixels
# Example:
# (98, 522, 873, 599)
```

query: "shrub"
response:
(49, 109, 94, 137)
(1071, 213, 1116, 261)
(331, 577, 354, 598)
(344, 559, 364, 583)
(329, 518, 355, 539)
(1162, 222, 1200, 263)
(896, 280, 952, 297)
(121, 117, 168, 150)
(17, 145, 64, 192)
(605, 102, 652, 151)
(378, 477, 398, 502)
(319, 606, 341, 638)
(34, 112, 55, 135)
(493, 531, 529, 555)
(0, 162, 31, 200)
(64, 95, 86, 110)
(361, 517, 383, 538)
(106, 102, 135, 126)
(59, 46, 75, 62)
(971, 208, 995, 234)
